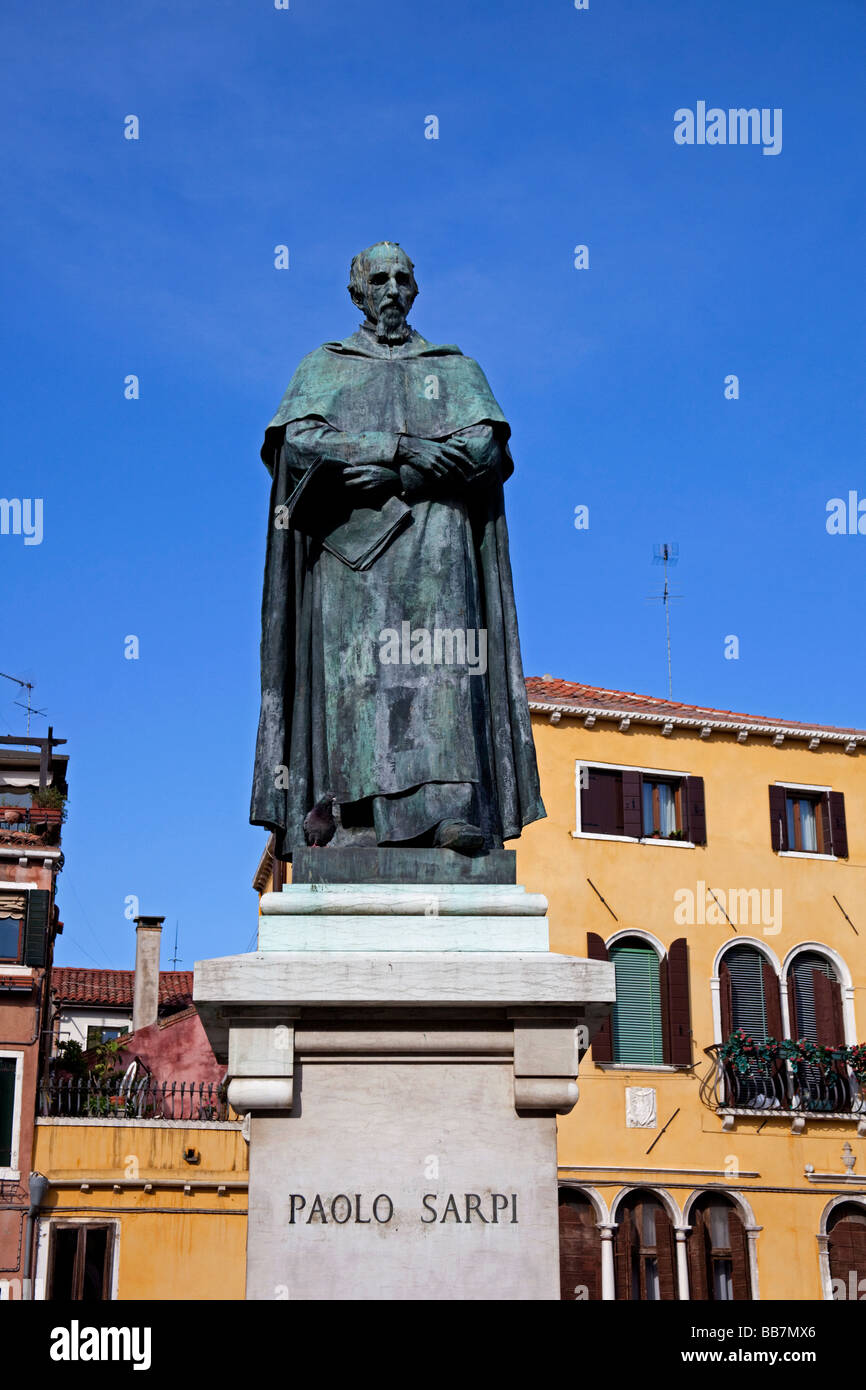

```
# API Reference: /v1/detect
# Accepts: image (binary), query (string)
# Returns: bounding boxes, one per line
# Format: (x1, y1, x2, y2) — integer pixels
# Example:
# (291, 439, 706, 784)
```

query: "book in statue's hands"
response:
(282, 459, 412, 570)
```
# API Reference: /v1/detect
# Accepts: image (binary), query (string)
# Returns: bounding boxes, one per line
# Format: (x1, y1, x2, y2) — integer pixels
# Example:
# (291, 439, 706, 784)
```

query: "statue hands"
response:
(396, 435, 472, 482)
(343, 464, 398, 493)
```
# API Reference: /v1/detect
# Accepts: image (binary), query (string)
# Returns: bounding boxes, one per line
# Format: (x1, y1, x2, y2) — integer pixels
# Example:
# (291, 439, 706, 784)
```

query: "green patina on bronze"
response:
(250, 247, 544, 858)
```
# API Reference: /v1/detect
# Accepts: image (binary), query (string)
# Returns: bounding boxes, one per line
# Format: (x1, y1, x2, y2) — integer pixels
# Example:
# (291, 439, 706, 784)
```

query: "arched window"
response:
(558, 1189, 601, 1301)
(687, 1194, 751, 1300)
(609, 939, 663, 1065)
(719, 945, 782, 1041)
(827, 1203, 866, 1299)
(787, 951, 844, 1045)
(588, 933, 692, 1065)
(614, 1191, 677, 1300)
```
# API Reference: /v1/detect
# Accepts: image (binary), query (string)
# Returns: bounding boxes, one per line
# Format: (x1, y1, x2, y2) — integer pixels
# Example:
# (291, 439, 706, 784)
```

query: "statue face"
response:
(359, 250, 415, 341)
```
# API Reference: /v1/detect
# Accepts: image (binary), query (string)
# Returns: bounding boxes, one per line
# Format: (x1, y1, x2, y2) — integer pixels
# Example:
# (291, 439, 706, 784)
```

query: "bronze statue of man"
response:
(251, 241, 544, 858)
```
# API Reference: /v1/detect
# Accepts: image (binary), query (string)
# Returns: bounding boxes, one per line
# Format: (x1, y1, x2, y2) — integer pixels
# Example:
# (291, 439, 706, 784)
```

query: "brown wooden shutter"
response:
(684, 776, 707, 845)
(787, 974, 798, 1037)
(665, 938, 692, 1065)
(719, 958, 734, 1038)
(614, 1206, 634, 1300)
(729, 1208, 751, 1300)
(687, 1207, 710, 1301)
(762, 959, 783, 1040)
(558, 1191, 601, 1300)
(622, 770, 643, 838)
(828, 792, 849, 858)
(659, 953, 671, 1064)
(768, 785, 788, 851)
(587, 932, 613, 1062)
(655, 1202, 678, 1301)
(812, 968, 844, 1047)
(829, 1214, 866, 1291)
(580, 769, 604, 833)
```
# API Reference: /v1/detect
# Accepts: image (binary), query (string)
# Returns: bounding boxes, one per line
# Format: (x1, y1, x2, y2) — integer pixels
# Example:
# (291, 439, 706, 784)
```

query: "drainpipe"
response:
(22, 1171, 49, 1300)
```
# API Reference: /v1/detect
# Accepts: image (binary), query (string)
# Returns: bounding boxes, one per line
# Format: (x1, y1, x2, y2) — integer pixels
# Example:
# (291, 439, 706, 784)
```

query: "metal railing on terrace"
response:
(40, 1076, 231, 1122)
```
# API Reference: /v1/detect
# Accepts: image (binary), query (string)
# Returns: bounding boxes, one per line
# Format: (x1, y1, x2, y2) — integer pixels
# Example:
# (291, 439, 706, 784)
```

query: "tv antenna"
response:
(0, 672, 47, 735)
(170, 920, 182, 969)
(647, 543, 681, 699)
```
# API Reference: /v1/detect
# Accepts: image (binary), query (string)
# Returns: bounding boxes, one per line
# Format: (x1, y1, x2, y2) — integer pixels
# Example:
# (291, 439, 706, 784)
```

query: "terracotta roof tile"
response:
(525, 676, 866, 738)
(51, 967, 193, 1009)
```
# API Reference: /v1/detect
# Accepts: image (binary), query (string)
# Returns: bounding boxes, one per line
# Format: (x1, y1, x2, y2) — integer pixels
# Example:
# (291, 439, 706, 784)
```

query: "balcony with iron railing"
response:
(0, 804, 64, 846)
(700, 1034, 866, 1131)
(40, 1074, 231, 1123)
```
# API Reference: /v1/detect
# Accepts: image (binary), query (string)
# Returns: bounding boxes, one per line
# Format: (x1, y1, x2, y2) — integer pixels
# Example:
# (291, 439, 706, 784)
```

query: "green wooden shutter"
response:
(610, 944, 664, 1064)
(23, 889, 51, 967)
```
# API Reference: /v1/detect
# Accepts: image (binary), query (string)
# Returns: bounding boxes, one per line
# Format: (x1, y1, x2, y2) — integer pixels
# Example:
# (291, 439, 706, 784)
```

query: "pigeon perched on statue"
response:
(303, 793, 337, 848)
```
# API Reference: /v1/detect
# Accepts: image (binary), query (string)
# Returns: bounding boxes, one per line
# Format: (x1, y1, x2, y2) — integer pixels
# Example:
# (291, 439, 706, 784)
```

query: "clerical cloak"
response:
(250, 326, 545, 858)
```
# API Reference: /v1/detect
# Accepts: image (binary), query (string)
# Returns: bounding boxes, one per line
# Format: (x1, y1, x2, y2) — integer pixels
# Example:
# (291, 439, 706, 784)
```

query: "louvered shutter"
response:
(622, 770, 643, 838)
(610, 945, 664, 1064)
(0, 1058, 16, 1167)
(614, 1207, 635, 1300)
(729, 1209, 751, 1300)
(587, 932, 613, 1062)
(581, 768, 624, 835)
(23, 889, 51, 967)
(725, 947, 768, 1041)
(787, 974, 798, 1036)
(768, 786, 788, 851)
(829, 1214, 866, 1291)
(659, 953, 671, 1064)
(655, 1202, 678, 1301)
(684, 776, 707, 845)
(812, 967, 844, 1048)
(666, 938, 692, 1065)
(762, 960, 783, 1040)
(687, 1208, 710, 1301)
(720, 959, 734, 1039)
(558, 1191, 601, 1300)
(828, 792, 849, 858)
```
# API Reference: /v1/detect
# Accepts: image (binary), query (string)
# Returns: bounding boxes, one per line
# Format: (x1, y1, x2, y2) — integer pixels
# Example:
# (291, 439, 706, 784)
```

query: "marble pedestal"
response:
(194, 855, 614, 1301)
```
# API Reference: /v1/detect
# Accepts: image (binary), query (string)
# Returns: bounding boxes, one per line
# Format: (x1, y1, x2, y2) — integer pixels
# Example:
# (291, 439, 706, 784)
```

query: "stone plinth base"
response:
(195, 933, 614, 1301)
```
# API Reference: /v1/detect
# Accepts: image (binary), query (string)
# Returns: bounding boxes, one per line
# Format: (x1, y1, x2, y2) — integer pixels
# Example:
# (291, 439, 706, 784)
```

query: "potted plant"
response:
(30, 785, 66, 828)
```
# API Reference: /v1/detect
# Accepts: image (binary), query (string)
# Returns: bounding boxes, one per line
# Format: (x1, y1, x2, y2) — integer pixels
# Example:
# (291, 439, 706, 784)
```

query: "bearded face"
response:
(350, 246, 417, 344)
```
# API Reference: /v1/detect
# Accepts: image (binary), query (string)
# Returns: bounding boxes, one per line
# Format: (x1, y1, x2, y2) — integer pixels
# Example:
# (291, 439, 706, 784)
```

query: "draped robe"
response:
(250, 324, 545, 858)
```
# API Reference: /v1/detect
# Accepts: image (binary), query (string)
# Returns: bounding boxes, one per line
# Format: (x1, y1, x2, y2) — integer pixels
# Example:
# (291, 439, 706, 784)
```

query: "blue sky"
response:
(1, 0, 863, 969)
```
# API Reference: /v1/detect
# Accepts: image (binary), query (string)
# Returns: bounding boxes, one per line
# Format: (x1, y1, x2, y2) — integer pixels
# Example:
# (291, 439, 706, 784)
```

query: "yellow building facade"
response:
(519, 677, 866, 1301)
(31, 1120, 247, 1300)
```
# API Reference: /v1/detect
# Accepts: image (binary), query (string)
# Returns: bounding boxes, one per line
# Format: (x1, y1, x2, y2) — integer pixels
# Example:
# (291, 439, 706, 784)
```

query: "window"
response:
(47, 1223, 115, 1300)
(787, 952, 844, 1046)
(85, 1026, 129, 1050)
(558, 1190, 602, 1301)
(610, 941, 664, 1065)
(0, 918, 23, 963)
(0, 1057, 17, 1168)
(769, 785, 848, 857)
(719, 947, 785, 1107)
(688, 1195, 751, 1300)
(828, 1204, 866, 1298)
(615, 1192, 677, 1301)
(588, 934, 692, 1066)
(579, 764, 706, 843)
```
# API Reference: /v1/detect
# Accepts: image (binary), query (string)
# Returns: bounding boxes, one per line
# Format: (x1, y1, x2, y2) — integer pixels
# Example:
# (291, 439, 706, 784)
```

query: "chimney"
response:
(132, 916, 164, 1034)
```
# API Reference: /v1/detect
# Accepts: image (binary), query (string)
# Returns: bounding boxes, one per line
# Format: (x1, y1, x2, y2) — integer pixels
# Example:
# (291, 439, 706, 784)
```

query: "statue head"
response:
(348, 242, 418, 344)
